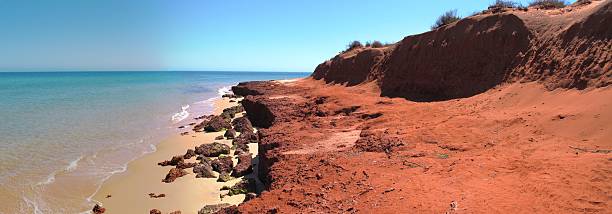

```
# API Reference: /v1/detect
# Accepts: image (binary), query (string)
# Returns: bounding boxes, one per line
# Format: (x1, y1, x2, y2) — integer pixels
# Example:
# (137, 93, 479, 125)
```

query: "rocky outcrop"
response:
(231, 81, 268, 96)
(231, 153, 253, 177)
(183, 149, 196, 159)
(203, 116, 231, 132)
(224, 129, 236, 139)
(195, 143, 230, 157)
(158, 156, 184, 167)
(221, 106, 245, 120)
(240, 96, 275, 128)
(232, 116, 254, 133)
(211, 156, 233, 174)
(193, 163, 216, 178)
(233, 132, 258, 145)
(162, 168, 188, 183)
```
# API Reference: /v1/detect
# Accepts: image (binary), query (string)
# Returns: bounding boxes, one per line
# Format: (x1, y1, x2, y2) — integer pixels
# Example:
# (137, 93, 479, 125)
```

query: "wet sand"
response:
(92, 97, 256, 213)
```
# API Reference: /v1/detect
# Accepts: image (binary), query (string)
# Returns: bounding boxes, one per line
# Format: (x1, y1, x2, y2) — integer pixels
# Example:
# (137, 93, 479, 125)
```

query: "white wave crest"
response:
(65, 156, 83, 172)
(36, 155, 84, 186)
(171, 104, 190, 123)
(217, 85, 232, 96)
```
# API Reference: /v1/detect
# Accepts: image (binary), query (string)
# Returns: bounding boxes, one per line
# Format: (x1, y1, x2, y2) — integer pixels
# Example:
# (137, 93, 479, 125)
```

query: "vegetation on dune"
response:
(431, 9, 461, 30)
(346, 40, 363, 51)
(529, 0, 567, 8)
(370, 40, 384, 48)
(491, 0, 519, 8)
(365, 40, 384, 48)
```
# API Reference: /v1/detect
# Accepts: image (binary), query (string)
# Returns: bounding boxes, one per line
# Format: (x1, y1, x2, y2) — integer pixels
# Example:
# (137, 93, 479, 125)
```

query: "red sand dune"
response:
(229, 1, 611, 213)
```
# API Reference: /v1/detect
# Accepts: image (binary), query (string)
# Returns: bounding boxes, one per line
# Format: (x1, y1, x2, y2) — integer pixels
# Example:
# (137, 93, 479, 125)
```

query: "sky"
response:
(0, 0, 548, 72)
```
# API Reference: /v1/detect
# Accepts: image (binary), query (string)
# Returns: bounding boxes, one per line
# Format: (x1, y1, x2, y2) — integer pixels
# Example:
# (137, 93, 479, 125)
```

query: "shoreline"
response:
(91, 96, 254, 213)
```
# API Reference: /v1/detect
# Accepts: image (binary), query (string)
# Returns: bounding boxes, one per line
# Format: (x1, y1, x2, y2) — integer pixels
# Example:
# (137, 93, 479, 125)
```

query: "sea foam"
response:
(171, 104, 190, 123)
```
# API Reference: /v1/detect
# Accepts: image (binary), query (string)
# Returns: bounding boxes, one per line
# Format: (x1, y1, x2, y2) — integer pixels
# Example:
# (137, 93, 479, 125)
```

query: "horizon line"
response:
(0, 70, 312, 73)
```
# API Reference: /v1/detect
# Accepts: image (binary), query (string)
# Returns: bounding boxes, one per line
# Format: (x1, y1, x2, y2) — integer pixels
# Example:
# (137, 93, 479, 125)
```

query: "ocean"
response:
(0, 71, 309, 214)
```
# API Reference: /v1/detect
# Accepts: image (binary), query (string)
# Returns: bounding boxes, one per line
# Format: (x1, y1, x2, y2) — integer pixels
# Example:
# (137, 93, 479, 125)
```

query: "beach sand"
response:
(92, 97, 257, 214)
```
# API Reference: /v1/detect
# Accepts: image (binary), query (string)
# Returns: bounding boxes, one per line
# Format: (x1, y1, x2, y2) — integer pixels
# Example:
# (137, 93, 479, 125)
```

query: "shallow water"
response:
(0, 71, 308, 213)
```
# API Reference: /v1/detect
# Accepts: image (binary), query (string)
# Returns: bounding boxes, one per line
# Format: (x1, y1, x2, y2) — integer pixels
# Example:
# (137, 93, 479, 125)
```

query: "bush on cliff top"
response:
(431, 9, 461, 30)
(365, 40, 384, 48)
(529, 0, 566, 8)
(346, 41, 363, 51)
(491, 0, 519, 8)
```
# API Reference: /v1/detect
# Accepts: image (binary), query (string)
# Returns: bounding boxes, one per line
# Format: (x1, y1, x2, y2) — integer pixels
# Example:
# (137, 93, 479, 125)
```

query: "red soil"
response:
(229, 1, 611, 213)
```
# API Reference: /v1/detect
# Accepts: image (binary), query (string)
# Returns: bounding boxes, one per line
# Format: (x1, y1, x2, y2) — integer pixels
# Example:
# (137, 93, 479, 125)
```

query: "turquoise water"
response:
(0, 71, 309, 213)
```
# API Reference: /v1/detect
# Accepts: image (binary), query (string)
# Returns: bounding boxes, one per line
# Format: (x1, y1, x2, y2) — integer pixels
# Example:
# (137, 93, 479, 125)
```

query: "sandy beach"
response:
(92, 97, 258, 213)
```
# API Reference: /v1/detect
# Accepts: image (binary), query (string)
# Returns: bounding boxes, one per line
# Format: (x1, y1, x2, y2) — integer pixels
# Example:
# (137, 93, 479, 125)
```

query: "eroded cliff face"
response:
(313, 0, 611, 101)
(224, 1, 612, 213)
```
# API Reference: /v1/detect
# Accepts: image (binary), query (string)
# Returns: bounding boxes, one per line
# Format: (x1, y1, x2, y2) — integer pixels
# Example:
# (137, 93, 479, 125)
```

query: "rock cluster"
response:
(159, 103, 261, 205)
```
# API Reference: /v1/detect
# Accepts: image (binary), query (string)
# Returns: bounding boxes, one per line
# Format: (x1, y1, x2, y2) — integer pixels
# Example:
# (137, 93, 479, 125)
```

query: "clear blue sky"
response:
(0, 0, 547, 72)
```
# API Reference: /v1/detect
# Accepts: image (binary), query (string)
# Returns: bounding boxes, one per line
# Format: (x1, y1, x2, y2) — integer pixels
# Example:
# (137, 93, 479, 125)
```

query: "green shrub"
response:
(371, 41, 384, 48)
(431, 10, 461, 30)
(491, 0, 519, 8)
(346, 40, 363, 51)
(529, 0, 566, 8)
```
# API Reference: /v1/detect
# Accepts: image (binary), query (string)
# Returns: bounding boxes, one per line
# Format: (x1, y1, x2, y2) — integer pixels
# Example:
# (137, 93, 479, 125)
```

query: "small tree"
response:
(529, 0, 566, 8)
(371, 41, 384, 48)
(346, 41, 363, 50)
(491, 0, 518, 8)
(431, 10, 461, 30)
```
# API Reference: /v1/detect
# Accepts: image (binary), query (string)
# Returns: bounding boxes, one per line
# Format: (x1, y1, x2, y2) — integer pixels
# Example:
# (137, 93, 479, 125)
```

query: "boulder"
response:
(233, 132, 258, 145)
(150, 209, 162, 214)
(183, 149, 196, 159)
(162, 168, 188, 183)
(176, 161, 197, 169)
(158, 155, 184, 166)
(195, 143, 230, 157)
(198, 203, 231, 214)
(231, 153, 253, 177)
(192, 116, 214, 131)
(204, 115, 231, 132)
(224, 129, 237, 139)
(193, 163, 216, 178)
(222, 105, 245, 118)
(92, 204, 105, 214)
(199, 156, 213, 164)
(215, 135, 225, 140)
(217, 172, 233, 182)
(169, 211, 182, 214)
(231, 116, 254, 133)
(226, 178, 256, 196)
(212, 156, 233, 174)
